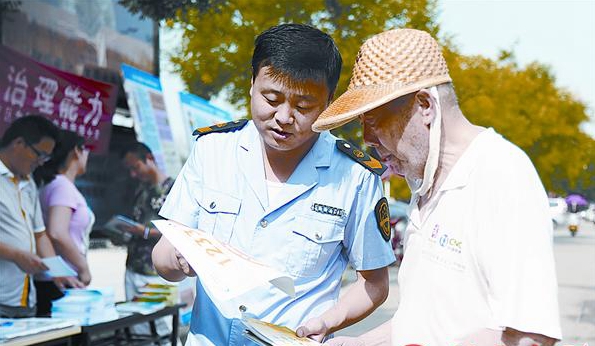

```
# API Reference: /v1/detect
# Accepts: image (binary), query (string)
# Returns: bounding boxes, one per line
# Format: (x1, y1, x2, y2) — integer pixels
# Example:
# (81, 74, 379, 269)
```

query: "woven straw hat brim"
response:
(313, 75, 451, 132)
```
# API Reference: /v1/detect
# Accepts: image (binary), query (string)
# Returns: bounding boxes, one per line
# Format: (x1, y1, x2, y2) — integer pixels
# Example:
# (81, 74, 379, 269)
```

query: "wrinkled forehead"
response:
(360, 91, 418, 121)
(258, 66, 330, 98)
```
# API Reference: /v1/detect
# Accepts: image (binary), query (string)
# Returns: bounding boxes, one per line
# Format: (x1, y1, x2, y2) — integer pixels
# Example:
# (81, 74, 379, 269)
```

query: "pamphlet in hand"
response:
(42, 256, 77, 277)
(152, 220, 295, 302)
(104, 215, 142, 231)
(241, 317, 321, 346)
(102, 215, 140, 242)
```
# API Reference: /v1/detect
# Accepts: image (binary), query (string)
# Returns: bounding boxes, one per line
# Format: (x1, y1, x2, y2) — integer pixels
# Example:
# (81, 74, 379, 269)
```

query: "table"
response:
(1, 325, 81, 346)
(73, 304, 184, 346)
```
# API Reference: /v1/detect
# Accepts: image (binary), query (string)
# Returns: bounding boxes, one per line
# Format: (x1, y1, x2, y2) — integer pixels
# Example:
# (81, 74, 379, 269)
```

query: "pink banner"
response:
(0, 45, 117, 154)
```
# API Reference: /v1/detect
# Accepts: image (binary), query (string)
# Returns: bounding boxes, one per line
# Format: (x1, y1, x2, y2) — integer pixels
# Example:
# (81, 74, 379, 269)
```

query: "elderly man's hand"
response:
(324, 336, 365, 346)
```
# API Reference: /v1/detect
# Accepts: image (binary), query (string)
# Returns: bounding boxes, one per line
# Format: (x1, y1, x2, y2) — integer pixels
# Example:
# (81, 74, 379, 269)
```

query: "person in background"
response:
(152, 23, 394, 346)
(120, 142, 175, 337)
(311, 28, 561, 346)
(0, 115, 82, 318)
(34, 129, 94, 316)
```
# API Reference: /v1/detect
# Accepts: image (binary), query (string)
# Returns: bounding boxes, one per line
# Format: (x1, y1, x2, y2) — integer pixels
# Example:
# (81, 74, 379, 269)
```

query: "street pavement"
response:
(88, 219, 595, 344)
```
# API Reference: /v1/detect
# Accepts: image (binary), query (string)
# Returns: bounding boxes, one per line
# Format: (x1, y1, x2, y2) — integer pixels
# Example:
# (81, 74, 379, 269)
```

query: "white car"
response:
(548, 197, 567, 228)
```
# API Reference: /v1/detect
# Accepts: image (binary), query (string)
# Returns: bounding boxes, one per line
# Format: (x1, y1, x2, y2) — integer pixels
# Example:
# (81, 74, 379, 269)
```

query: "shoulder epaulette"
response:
(192, 119, 248, 137)
(336, 139, 387, 176)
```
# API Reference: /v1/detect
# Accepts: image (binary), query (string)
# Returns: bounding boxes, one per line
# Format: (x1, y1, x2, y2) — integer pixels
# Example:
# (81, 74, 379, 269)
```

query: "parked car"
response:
(548, 197, 567, 228)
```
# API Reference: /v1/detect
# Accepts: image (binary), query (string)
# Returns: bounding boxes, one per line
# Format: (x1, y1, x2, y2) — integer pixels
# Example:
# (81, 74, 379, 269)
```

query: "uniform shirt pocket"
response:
(285, 214, 345, 278)
(195, 186, 241, 242)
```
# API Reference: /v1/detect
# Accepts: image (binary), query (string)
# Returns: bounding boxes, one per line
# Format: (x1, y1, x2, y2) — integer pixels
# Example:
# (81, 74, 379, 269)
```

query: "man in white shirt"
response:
(312, 29, 562, 346)
(0, 115, 82, 317)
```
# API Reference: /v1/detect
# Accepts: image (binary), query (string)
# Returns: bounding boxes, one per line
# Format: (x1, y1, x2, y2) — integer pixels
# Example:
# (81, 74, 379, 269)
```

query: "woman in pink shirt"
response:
(34, 130, 94, 316)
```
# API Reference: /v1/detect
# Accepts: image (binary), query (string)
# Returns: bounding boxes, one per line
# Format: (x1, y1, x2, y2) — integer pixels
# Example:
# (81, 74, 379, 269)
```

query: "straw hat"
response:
(312, 28, 452, 132)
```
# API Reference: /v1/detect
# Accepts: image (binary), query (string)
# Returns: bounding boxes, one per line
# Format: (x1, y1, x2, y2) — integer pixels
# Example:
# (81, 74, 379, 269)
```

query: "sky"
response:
(161, 0, 595, 139)
(437, 0, 595, 138)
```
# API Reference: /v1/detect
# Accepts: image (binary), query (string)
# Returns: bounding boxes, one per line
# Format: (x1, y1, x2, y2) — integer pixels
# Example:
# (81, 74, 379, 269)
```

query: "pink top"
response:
(39, 175, 94, 269)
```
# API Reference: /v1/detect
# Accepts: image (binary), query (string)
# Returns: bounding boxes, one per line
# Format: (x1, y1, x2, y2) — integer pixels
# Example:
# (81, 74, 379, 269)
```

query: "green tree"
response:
(169, 0, 438, 121)
(444, 47, 594, 198)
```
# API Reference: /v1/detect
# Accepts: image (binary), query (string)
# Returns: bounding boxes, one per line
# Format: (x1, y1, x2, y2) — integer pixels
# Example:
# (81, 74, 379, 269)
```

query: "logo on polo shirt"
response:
(429, 224, 462, 254)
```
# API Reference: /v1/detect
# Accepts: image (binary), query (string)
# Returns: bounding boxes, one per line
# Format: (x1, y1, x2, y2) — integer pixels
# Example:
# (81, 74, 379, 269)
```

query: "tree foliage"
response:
(119, 0, 594, 199)
(169, 0, 438, 117)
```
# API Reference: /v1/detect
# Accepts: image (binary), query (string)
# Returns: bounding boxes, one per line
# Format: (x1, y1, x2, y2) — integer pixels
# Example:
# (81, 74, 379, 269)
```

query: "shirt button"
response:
(315, 232, 322, 240)
(260, 219, 268, 228)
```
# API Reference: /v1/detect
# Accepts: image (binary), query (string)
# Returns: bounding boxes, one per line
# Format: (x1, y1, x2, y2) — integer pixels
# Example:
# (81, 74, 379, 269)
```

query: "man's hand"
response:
(14, 250, 48, 274)
(53, 276, 84, 290)
(175, 249, 196, 277)
(120, 224, 144, 236)
(296, 317, 329, 342)
(324, 336, 365, 346)
(78, 268, 92, 286)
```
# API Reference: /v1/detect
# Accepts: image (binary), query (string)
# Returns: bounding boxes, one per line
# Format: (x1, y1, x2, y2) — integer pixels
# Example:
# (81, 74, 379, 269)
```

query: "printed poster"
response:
(121, 64, 181, 176)
(179, 92, 233, 151)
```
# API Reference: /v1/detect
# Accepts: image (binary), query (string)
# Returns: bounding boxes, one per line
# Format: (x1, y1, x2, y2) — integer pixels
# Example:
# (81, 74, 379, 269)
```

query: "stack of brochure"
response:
(132, 283, 178, 306)
(51, 288, 118, 325)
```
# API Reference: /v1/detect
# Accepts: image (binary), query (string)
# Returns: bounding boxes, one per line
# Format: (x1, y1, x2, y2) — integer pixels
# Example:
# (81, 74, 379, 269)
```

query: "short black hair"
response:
(0, 115, 59, 148)
(251, 23, 342, 96)
(34, 130, 85, 186)
(120, 142, 153, 162)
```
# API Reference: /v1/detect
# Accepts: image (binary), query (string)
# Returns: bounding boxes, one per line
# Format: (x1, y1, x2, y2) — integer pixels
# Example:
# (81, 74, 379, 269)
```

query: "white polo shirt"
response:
(0, 158, 45, 311)
(391, 128, 562, 346)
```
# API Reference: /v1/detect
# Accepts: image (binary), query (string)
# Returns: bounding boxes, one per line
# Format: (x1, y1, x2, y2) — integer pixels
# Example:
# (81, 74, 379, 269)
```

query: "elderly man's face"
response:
(360, 92, 430, 180)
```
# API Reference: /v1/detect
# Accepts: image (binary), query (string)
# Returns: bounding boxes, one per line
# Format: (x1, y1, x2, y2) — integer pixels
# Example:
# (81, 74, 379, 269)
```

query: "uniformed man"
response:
(152, 24, 395, 345)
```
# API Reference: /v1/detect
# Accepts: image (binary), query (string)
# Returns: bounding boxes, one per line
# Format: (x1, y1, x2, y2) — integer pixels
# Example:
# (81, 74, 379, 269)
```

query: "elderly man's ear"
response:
(415, 89, 437, 126)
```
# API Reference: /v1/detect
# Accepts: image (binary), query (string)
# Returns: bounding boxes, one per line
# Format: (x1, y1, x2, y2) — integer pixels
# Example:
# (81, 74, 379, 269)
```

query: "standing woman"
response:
(34, 129, 93, 316)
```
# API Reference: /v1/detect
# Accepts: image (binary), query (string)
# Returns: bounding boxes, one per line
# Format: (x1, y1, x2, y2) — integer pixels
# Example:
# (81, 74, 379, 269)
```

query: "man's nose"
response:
(275, 103, 294, 125)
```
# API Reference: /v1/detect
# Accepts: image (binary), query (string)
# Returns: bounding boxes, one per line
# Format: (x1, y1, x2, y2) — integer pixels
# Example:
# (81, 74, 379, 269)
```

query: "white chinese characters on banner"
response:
(84, 91, 103, 126)
(59, 85, 82, 122)
(2, 65, 103, 143)
(33, 76, 58, 115)
(3, 66, 28, 120)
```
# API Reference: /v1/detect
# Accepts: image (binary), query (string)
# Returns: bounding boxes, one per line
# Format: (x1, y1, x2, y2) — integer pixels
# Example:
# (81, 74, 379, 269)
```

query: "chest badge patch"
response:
(374, 197, 391, 242)
(311, 203, 346, 218)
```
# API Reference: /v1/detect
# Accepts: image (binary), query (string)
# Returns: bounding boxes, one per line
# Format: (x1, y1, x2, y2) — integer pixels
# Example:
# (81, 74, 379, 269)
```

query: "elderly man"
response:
(312, 29, 561, 346)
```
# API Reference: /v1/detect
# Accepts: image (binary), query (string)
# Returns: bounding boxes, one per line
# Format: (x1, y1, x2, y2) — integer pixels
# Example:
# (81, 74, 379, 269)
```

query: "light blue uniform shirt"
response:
(160, 121, 395, 345)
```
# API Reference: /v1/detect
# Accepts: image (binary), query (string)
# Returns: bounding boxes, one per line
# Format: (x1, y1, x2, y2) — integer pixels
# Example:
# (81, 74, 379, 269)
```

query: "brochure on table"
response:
(0, 318, 78, 341)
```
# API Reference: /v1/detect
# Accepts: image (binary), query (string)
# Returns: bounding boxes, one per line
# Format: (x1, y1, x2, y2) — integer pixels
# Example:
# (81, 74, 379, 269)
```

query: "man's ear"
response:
(415, 89, 436, 126)
(145, 153, 155, 163)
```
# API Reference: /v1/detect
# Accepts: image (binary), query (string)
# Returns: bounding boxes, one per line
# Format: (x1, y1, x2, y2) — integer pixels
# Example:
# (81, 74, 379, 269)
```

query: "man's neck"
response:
(149, 169, 168, 187)
(0, 150, 22, 180)
(262, 135, 318, 183)
(419, 112, 483, 209)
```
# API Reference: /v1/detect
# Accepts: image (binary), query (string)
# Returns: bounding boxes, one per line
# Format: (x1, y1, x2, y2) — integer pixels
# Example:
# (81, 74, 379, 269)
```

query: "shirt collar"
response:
(238, 120, 333, 168)
(438, 127, 495, 192)
(0, 157, 14, 178)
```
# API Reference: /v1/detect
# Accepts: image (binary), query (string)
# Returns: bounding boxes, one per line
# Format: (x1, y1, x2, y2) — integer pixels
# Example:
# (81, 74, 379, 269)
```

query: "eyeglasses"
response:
(25, 141, 52, 164)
